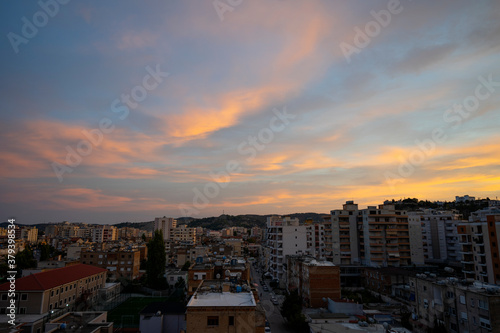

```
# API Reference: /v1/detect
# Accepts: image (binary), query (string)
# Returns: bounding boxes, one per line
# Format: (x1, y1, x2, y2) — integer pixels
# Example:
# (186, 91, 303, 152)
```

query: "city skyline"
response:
(1, 1, 499, 224)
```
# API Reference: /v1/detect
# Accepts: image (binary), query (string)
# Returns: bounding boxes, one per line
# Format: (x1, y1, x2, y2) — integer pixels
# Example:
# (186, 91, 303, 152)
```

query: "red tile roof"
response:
(0, 264, 107, 291)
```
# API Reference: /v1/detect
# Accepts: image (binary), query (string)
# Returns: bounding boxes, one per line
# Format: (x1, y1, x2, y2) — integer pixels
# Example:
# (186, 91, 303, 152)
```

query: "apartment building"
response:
(155, 217, 177, 242)
(305, 220, 326, 259)
(458, 214, 500, 285)
(81, 249, 141, 280)
(331, 201, 362, 265)
(330, 202, 414, 267)
(15, 226, 38, 244)
(409, 210, 462, 265)
(266, 215, 309, 282)
(187, 258, 250, 295)
(410, 275, 499, 333)
(91, 225, 118, 243)
(186, 280, 265, 333)
(0, 264, 107, 315)
(171, 225, 197, 245)
(287, 256, 341, 308)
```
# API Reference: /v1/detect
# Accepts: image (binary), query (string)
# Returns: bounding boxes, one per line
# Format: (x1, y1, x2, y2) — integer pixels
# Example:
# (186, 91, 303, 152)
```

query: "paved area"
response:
(251, 264, 290, 333)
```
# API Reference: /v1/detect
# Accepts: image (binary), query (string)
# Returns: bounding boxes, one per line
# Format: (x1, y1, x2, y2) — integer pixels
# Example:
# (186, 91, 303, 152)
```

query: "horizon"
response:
(1, 1, 499, 225)
(4, 195, 494, 225)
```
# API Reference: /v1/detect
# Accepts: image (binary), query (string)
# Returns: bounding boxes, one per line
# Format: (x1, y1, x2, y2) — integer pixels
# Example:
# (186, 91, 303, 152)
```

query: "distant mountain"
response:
(185, 212, 329, 230)
(112, 221, 155, 231)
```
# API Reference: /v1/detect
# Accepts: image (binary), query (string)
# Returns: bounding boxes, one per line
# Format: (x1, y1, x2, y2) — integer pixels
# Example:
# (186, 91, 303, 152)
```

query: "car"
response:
(265, 327, 271, 333)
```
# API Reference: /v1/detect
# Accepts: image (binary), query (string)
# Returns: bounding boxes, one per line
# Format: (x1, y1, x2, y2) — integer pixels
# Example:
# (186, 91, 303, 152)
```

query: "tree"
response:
(280, 290, 309, 333)
(181, 261, 191, 271)
(146, 230, 167, 289)
(16, 247, 37, 270)
(174, 277, 186, 290)
(39, 244, 54, 261)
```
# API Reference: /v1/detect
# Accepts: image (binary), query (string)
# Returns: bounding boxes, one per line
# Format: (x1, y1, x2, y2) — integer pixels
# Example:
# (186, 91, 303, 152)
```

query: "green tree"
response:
(146, 230, 167, 289)
(181, 261, 191, 271)
(16, 247, 37, 270)
(39, 244, 54, 261)
(280, 290, 309, 333)
(174, 277, 186, 290)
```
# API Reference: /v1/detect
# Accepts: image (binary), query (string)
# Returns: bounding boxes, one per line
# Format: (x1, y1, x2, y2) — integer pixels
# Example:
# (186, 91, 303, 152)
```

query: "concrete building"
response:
(139, 302, 186, 333)
(187, 258, 250, 295)
(410, 275, 500, 333)
(266, 215, 309, 283)
(18, 226, 38, 244)
(287, 256, 341, 308)
(409, 210, 462, 265)
(66, 244, 91, 260)
(330, 201, 362, 265)
(172, 225, 197, 245)
(81, 249, 141, 280)
(155, 217, 177, 242)
(186, 280, 264, 333)
(91, 225, 117, 243)
(330, 202, 412, 267)
(458, 214, 500, 285)
(456, 195, 476, 203)
(305, 220, 326, 259)
(165, 269, 188, 289)
(0, 264, 107, 315)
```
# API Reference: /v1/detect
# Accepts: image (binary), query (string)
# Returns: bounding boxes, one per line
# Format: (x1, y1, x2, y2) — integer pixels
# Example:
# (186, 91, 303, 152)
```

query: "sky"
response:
(1, 0, 499, 224)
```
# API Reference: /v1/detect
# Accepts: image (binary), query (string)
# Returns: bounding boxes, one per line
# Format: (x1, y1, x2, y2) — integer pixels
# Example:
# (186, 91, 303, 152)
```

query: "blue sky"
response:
(1, 0, 499, 224)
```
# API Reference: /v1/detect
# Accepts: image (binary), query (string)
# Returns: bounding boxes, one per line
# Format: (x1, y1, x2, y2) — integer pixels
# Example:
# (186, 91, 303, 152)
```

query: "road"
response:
(250, 263, 290, 333)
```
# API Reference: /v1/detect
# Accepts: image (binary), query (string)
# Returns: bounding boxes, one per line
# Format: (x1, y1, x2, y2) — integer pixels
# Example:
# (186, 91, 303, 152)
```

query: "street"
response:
(250, 264, 291, 333)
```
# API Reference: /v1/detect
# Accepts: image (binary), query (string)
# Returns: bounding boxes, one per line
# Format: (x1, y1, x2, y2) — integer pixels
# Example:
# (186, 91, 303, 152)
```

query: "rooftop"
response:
(0, 264, 107, 291)
(188, 291, 255, 307)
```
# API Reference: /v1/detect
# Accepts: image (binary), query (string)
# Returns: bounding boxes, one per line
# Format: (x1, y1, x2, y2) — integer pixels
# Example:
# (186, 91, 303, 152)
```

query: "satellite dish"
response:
(216, 274, 221, 279)
(225, 270, 231, 276)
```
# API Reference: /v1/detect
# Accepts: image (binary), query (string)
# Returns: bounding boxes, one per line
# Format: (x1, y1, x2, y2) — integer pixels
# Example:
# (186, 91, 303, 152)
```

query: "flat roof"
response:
(188, 291, 255, 307)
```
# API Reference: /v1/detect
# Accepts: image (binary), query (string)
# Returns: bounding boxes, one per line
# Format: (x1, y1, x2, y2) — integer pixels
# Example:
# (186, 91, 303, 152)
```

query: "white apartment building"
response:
(266, 216, 309, 282)
(172, 225, 197, 245)
(91, 225, 118, 243)
(458, 210, 500, 285)
(305, 221, 326, 259)
(410, 209, 463, 265)
(330, 202, 415, 267)
(154, 217, 177, 241)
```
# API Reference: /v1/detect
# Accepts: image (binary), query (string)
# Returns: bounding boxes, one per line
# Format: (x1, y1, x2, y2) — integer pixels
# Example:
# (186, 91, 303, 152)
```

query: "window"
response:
(229, 316, 235, 326)
(470, 298, 475, 307)
(51, 290, 54, 297)
(478, 300, 489, 310)
(0, 308, 5, 314)
(1, 294, 7, 301)
(21, 294, 28, 301)
(18, 308, 26, 314)
(459, 295, 466, 304)
(460, 312, 468, 321)
(207, 316, 219, 326)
